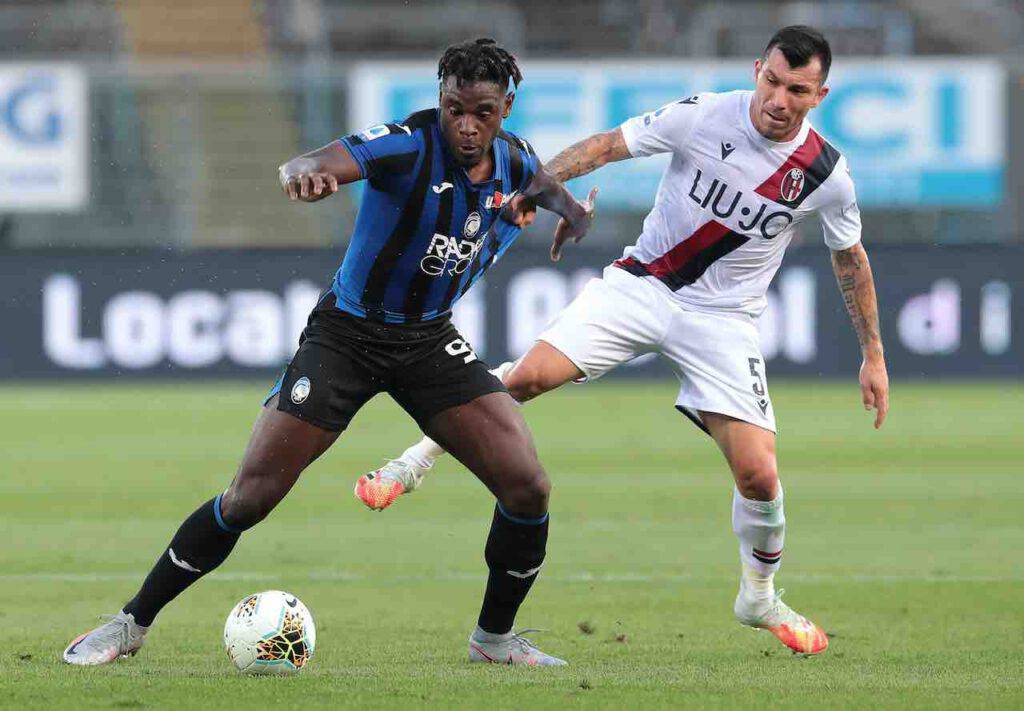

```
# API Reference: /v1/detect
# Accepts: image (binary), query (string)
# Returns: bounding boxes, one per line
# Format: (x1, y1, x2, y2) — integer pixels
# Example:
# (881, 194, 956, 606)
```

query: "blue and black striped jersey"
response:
(332, 108, 540, 323)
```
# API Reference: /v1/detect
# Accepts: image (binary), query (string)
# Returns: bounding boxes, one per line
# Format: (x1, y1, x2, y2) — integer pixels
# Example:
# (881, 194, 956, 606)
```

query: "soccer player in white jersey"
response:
(355, 26, 889, 656)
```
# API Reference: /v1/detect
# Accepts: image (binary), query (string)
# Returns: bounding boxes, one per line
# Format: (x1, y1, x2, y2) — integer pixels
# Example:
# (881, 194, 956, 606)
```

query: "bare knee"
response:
(732, 454, 779, 501)
(491, 425, 551, 514)
(219, 466, 290, 529)
(498, 470, 551, 517)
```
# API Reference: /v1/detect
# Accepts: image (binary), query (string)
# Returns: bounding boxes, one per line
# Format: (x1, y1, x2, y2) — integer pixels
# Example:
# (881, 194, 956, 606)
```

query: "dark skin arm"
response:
(831, 241, 889, 429)
(282, 127, 597, 251)
(278, 141, 362, 202)
(509, 166, 598, 261)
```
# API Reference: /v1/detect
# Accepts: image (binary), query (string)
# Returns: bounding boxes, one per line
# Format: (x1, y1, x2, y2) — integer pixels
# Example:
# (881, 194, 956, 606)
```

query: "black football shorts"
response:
(264, 292, 505, 432)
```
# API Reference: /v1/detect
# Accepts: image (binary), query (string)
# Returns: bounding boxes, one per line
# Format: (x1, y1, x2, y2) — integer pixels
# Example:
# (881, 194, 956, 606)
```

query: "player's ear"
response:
(503, 92, 514, 119)
(813, 84, 830, 107)
(753, 58, 763, 83)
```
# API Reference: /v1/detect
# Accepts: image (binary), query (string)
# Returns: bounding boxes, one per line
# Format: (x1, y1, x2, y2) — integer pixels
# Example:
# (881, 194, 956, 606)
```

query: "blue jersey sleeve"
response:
(500, 131, 541, 194)
(338, 122, 421, 180)
(516, 137, 540, 190)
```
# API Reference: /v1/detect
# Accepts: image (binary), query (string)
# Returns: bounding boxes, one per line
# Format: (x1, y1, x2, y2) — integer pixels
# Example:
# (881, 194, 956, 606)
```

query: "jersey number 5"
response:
(748, 357, 766, 397)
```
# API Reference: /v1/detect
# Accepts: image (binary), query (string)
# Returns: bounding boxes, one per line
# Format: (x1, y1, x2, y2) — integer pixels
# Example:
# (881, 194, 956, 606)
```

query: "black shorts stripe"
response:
(360, 128, 435, 319)
(674, 405, 712, 437)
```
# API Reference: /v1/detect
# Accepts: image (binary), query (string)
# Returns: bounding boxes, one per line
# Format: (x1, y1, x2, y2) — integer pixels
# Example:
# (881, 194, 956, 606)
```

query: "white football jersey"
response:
(617, 90, 860, 318)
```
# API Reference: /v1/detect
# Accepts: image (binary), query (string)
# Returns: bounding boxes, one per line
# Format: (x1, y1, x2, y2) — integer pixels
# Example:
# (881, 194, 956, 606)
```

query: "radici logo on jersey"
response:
(616, 90, 860, 317)
(334, 110, 539, 324)
(420, 211, 486, 276)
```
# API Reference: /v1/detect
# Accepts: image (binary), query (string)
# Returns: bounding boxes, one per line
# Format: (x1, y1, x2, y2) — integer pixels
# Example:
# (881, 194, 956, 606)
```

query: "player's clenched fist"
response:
(279, 162, 339, 202)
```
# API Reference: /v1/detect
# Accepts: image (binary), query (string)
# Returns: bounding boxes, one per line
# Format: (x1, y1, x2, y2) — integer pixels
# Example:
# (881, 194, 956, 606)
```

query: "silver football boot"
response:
(62, 611, 148, 665)
(468, 628, 567, 666)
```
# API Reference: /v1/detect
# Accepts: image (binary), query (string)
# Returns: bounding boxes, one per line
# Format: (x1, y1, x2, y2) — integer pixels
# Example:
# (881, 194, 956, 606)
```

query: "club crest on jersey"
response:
(291, 376, 311, 404)
(463, 211, 481, 238)
(780, 168, 805, 203)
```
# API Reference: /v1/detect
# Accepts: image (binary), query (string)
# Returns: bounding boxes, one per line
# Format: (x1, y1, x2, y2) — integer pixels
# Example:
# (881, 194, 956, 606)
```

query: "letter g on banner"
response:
(2, 75, 61, 144)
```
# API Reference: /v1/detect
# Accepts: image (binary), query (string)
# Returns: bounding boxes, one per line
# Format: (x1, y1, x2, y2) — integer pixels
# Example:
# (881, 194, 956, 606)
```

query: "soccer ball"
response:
(223, 590, 316, 675)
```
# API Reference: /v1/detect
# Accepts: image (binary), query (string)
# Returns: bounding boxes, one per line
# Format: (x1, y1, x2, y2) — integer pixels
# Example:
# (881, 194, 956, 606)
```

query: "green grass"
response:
(2, 380, 1023, 709)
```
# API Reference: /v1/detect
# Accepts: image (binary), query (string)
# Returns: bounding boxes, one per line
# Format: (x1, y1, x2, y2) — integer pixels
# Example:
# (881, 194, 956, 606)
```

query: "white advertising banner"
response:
(0, 64, 88, 211)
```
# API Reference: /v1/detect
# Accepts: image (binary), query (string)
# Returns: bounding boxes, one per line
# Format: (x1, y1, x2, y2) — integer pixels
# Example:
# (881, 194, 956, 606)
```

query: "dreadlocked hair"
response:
(438, 38, 522, 94)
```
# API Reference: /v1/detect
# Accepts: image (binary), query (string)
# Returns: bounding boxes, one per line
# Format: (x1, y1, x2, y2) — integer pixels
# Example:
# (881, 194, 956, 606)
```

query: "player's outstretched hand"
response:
(551, 187, 598, 262)
(280, 169, 339, 203)
(859, 355, 889, 429)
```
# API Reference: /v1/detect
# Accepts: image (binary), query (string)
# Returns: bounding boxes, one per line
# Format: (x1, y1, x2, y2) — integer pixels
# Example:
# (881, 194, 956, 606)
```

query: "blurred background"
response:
(0, 0, 1020, 379)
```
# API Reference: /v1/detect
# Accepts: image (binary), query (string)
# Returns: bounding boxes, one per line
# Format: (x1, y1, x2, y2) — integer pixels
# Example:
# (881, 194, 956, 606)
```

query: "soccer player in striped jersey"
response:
(356, 26, 891, 656)
(62, 39, 595, 668)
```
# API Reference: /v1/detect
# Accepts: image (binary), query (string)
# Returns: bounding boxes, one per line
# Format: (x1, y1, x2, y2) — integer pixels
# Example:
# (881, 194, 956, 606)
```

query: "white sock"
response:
(398, 437, 445, 470)
(732, 486, 785, 598)
(490, 360, 514, 384)
(397, 362, 515, 471)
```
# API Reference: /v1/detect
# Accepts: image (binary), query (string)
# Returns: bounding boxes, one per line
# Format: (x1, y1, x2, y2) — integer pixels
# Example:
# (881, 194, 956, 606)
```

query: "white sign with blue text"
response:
(351, 59, 1004, 209)
(0, 64, 88, 211)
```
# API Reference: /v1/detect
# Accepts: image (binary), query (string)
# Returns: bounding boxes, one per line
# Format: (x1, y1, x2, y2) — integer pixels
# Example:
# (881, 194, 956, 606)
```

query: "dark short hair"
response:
(438, 38, 522, 95)
(763, 25, 832, 81)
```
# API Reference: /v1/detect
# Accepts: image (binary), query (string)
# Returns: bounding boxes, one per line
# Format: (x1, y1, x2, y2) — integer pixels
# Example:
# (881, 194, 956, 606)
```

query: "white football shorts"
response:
(537, 265, 776, 433)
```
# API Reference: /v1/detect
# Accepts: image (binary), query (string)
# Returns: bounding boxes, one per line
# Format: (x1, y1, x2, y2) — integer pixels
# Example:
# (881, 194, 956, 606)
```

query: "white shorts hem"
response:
(535, 337, 596, 383)
(674, 398, 777, 435)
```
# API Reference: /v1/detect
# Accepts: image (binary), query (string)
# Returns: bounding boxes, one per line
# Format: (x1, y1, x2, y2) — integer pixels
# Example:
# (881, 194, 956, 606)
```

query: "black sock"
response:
(477, 503, 548, 635)
(123, 495, 242, 627)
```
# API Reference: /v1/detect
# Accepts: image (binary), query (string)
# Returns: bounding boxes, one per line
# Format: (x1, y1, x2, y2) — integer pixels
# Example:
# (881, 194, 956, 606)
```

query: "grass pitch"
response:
(2, 379, 1022, 709)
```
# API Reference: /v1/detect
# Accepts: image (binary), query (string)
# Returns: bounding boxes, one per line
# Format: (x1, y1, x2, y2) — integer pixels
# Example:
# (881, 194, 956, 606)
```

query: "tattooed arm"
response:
(831, 242, 889, 428)
(544, 128, 633, 183)
(504, 129, 630, 259)
(504, 129, 628, 259)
